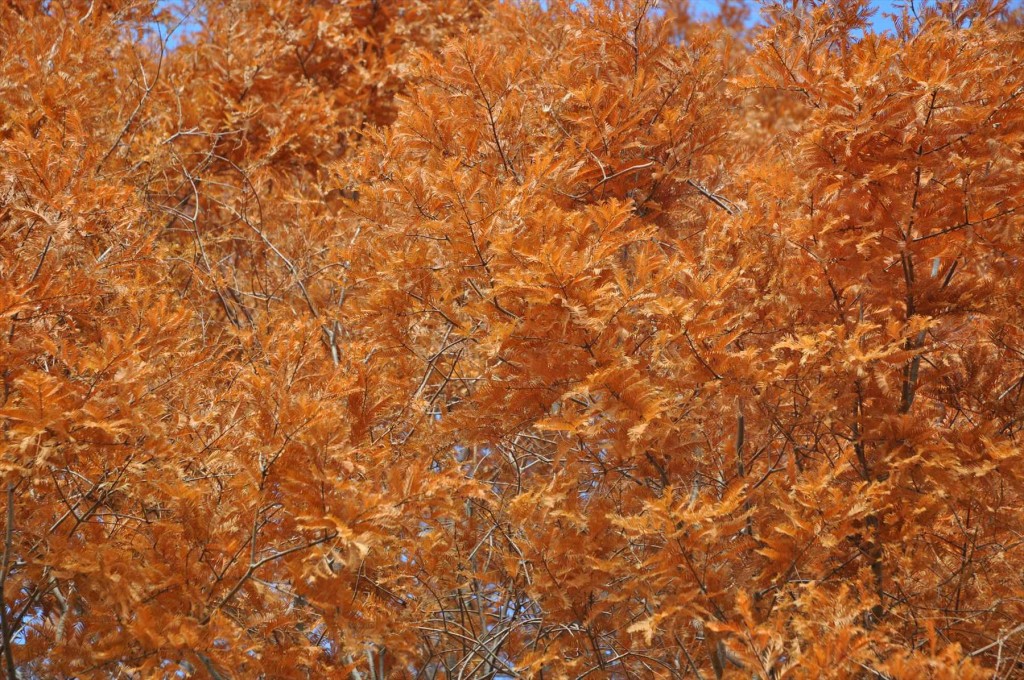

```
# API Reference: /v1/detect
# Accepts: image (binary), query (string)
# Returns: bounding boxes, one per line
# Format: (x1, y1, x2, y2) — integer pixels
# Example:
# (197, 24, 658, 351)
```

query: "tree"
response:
(1, 0, 1022, 677)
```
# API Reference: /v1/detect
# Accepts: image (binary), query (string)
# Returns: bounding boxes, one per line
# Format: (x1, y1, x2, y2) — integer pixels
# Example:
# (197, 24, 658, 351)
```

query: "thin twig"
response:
(968, 623, 1024, 658)
(96, 40, 164, 174)
(686, 179, 738, 215)
(1, 484, 18, 679)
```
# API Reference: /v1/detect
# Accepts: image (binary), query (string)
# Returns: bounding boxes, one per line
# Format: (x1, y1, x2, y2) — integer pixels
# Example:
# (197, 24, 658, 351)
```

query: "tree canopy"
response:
(1, 0, 1023, 677)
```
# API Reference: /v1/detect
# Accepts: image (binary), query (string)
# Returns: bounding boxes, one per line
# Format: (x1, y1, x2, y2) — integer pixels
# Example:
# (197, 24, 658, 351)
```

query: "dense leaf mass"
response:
(1, 0, 1023, 677)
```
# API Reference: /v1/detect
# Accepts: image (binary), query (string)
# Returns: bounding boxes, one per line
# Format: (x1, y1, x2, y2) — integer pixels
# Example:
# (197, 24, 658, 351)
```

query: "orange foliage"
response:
(1, 0, 1023, 677)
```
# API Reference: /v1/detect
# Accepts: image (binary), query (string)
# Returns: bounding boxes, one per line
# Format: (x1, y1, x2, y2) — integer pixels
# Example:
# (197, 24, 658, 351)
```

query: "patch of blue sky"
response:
(152, 0, 203, 50)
